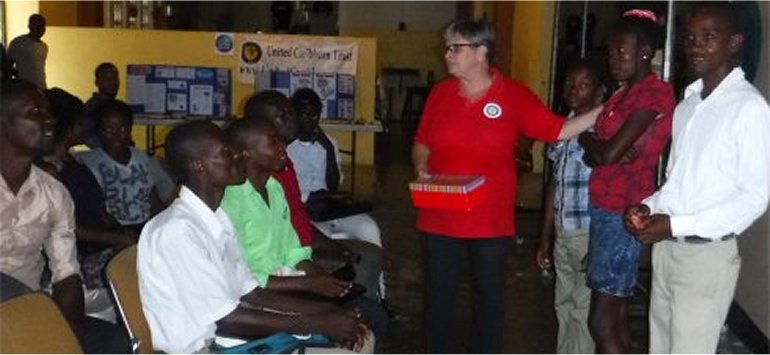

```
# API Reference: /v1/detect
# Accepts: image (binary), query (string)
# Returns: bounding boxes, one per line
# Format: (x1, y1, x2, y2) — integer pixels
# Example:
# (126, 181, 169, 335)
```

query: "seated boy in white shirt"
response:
(137, 120, 372, 353)
(288, 88, 382, 248)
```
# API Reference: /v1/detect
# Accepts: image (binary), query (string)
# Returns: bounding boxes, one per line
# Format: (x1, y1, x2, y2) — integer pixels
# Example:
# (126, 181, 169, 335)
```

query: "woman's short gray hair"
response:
(443, 19, 496, 64)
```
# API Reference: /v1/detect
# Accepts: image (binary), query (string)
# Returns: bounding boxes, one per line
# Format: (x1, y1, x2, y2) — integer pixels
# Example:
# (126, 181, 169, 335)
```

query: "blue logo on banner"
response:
(215, 34, 234, 53)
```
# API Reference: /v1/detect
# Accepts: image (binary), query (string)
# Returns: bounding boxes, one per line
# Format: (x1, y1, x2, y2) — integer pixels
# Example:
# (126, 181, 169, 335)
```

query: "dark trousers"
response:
(424, 233, 513, 354)
(81, 316, 131, 354)
(345, 296, 390, 353)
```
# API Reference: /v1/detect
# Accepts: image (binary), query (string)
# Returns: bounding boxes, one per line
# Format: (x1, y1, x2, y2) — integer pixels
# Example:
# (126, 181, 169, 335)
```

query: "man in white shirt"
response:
(624, 3, 770, 353)
(1, 78, 128, 353)
(8, 14, 48, 89)
(138, 120, 371, 353)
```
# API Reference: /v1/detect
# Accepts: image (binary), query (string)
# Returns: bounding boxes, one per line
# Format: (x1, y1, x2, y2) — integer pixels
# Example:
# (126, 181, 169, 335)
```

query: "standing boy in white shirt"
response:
(624, 2, 770, 353)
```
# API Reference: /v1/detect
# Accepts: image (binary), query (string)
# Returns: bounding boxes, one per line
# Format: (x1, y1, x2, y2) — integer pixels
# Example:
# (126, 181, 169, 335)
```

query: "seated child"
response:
(76, 100, 174, 233)
(246, 90, 385, 303)
(43, 88, 137, 295)
(288, 88, 382, 248)
(138, 120, 373, 353)
(220, 117, 389, 352)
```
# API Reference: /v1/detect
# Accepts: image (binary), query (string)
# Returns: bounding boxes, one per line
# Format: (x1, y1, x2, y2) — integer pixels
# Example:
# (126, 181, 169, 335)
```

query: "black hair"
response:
(613, 10, 660, 50)
(28, 14, 45, 25)
(45, 87, 85, 142)
(164, 120, 221, 185)
(689, 2, 741, 36)
(565, 57, 608, 89)
(94, 62, 117, 78)
(224, 117, 274, 151)
(1, 79, 42, 123)
(243, 90, 289, 120)
(93, 99, 133, 130)
(290, 88, 322, 113)
(443, 19, 496, 64)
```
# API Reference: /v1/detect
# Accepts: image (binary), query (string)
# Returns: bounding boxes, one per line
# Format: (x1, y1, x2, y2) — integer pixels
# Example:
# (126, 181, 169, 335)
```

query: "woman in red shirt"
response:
(578, 10, 674, 353)
(413, 19, 600, 353)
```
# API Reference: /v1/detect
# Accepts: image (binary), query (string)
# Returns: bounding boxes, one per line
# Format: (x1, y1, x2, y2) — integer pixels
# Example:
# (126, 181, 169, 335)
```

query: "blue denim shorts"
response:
(586, 205, 642, 297)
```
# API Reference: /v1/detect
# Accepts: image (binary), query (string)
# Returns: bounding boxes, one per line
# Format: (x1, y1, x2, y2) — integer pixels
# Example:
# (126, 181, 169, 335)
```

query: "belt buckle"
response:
(721, 233, 737, 241)
(683, 235, 711, 244)
(667, 236, 690, 243)
(669, 233, 736, 244)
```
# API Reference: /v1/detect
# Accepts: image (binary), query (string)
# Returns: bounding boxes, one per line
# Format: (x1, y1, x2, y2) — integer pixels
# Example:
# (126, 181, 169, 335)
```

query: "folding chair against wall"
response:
(0, 292, 84, 353)
(106, 245, 154, 354)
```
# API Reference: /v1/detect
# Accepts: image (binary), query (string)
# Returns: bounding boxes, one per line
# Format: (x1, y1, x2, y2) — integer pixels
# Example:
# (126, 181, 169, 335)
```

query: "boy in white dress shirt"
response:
(625, 3, 770, 353)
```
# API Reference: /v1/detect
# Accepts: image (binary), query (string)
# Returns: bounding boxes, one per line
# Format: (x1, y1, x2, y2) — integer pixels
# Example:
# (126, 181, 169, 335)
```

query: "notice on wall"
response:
(127, 65, 232, 118)
(189, 84, 214, 116)
(127, 74, 167, 113)
(238, 35, 358, 84)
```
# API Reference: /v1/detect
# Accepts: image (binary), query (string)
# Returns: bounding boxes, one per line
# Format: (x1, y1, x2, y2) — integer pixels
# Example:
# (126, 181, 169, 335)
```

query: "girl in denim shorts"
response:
(577, 9, 674, 353)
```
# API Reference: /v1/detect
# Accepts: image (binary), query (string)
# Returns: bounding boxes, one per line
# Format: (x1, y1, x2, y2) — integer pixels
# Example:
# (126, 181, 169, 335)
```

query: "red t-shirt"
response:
(273, 159, 315, 246)
(414, 69, 564, 238)
(589, 73, 674, 213)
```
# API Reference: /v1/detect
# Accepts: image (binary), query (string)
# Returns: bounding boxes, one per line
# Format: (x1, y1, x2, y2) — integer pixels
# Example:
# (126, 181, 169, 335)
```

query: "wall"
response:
(7, 1, 101, 32)
(41, 27, 377, 165)
(338, 1, 456, 81)
(339, 1, 455, 32)
(510, 2, 556, 175)
(339, 27, 447, 80)
(5, 0, 38, 43)
(734, 0, 770, 338)
(38, 1, 78, 26)
(195, 2, 273, 32)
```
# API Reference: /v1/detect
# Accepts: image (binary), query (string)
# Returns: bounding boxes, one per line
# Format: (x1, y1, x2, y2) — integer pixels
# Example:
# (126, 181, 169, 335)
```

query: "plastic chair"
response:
(106, 245, 154, 354)
(0, 292, 84, 353)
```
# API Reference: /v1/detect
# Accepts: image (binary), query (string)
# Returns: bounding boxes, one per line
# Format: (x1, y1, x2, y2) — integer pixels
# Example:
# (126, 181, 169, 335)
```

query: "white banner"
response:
(238, 35, 358, 84)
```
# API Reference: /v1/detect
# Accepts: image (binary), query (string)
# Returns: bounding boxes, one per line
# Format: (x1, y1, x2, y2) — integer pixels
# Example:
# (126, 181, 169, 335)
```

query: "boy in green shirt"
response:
(221, 117, 353, 298)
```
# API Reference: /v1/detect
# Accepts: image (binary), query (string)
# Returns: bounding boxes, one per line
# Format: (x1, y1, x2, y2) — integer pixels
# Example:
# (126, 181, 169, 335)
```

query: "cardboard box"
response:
(257, 71, 355, 120)
(409, 175, 487, 211)
(127, 65, 231, 118)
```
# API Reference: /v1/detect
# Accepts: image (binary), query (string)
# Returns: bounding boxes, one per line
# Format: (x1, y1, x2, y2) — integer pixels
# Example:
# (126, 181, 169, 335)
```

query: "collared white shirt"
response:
(137, 186, 259, 353)
(286, 133, 342, 202)
(643, 68, 770, 239)
(0, 165, 79, 290)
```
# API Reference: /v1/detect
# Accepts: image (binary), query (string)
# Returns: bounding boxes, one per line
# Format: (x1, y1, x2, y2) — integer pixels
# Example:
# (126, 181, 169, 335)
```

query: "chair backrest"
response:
(0, 292, 84, 353)
(106, 245, 154, 354)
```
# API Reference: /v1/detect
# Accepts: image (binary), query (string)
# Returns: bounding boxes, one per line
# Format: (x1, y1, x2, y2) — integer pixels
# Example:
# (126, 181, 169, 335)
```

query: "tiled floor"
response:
(344, 121, 751, 354)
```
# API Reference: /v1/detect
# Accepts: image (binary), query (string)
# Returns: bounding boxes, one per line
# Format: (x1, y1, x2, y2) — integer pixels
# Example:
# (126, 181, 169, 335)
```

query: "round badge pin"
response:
(483, 103, 502, 119)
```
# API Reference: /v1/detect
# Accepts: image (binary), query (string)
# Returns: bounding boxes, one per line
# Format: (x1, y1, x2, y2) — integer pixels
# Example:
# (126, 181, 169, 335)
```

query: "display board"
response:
(127, 65, 232, 118)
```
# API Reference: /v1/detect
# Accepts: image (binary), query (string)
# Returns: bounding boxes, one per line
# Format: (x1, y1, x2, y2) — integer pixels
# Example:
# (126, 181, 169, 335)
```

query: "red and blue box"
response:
(409, 175, 487, 211)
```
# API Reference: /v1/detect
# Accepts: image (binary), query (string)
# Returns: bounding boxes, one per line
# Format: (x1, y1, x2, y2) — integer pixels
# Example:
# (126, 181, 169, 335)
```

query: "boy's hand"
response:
(306, 273, 353, 298)
(624, 204, 651, 233)
(635, 214, 672, 244)
(535, 240, 552, 270)
(315, 309, 365, 349)
(619, 147, 638, 164)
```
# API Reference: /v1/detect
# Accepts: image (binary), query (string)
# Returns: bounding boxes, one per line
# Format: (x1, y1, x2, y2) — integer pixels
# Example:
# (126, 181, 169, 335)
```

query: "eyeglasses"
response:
(444, 43, 480, 54)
